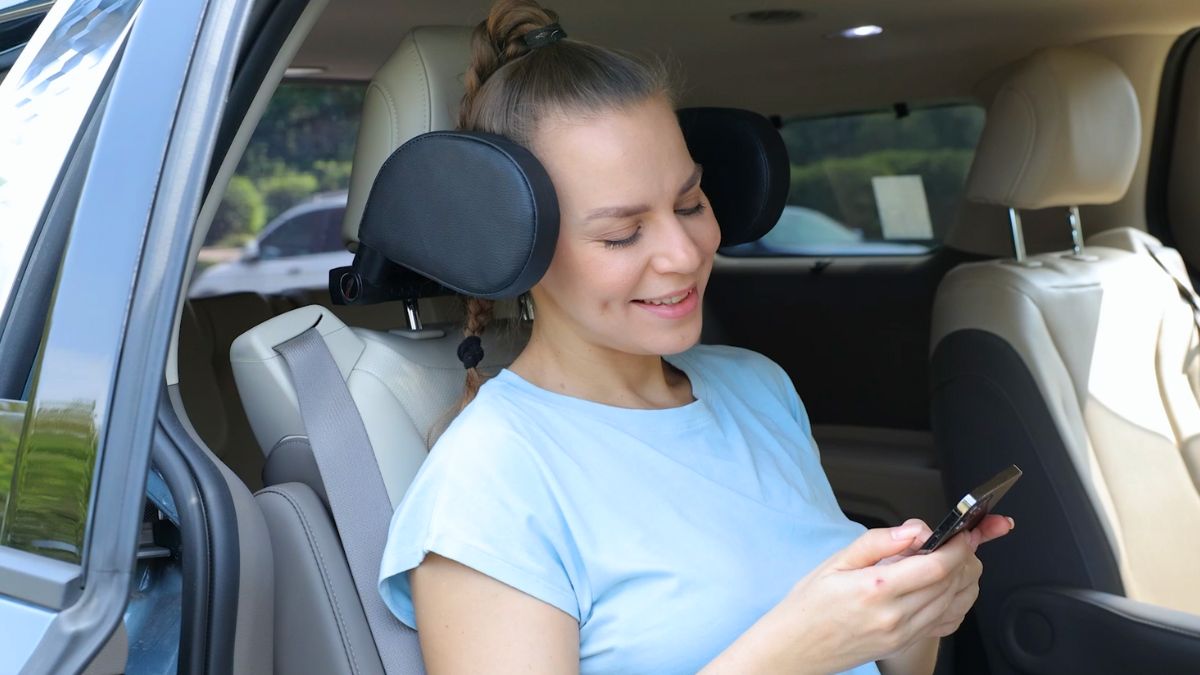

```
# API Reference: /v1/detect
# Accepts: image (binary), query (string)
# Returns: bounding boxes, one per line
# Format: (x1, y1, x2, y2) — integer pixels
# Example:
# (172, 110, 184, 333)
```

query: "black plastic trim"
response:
(1145, 27, 1200, 253)
(157, 387, 241, 675)
(931, 329, 1124, 673)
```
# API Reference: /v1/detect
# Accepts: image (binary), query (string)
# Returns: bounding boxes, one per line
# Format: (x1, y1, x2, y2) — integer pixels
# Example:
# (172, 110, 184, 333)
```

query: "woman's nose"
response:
(649, 212, 706, 275)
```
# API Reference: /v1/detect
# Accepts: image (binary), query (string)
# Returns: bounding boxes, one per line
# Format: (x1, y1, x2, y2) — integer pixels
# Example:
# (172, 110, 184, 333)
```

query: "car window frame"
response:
(0, 0, 254, 671)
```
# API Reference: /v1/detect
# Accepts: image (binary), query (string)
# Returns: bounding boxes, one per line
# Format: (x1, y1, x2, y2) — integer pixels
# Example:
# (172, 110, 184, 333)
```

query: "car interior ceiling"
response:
(158, 0, 1200, 671)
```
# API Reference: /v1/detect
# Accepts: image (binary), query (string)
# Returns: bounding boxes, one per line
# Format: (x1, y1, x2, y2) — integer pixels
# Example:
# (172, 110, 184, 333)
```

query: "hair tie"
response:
(457, 335, 484, 369)
(522, 23, 567, 49)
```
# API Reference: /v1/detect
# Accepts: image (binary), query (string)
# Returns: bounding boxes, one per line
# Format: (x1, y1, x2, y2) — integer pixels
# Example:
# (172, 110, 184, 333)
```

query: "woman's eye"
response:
(603, 226, 642, 249)
(675, 201, 707, 217)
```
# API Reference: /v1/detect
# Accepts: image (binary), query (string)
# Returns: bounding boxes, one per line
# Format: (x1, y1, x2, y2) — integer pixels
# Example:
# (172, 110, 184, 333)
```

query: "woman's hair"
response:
(440, 0, 674, 430)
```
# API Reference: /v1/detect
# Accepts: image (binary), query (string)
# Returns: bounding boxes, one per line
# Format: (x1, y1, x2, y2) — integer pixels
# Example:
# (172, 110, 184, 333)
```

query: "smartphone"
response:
(917, 464, 1022, 554)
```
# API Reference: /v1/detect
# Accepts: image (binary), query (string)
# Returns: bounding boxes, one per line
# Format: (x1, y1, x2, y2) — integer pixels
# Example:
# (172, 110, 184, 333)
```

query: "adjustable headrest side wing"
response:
(966, 47, 1141, 210)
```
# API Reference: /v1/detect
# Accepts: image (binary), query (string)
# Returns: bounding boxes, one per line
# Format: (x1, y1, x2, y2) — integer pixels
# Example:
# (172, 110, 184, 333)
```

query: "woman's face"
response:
(529, 96, 722, 358)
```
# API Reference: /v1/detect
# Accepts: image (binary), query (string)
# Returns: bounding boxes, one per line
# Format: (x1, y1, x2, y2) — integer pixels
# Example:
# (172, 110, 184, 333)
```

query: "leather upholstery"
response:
(232, 305, 528, 507)
(678, 107, 789, 246)
(257, 483, 385, 675)
(965, 47, 1141, 210)
(343, 26, 473, 247)
(357, 132, 560, 299)
(933, 39, 1200, 674)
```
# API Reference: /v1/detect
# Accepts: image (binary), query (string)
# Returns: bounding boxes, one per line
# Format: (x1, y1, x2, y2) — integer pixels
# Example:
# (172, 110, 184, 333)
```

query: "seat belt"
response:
(274, 324, 425, 675)
(1144, 246, 1200, 333)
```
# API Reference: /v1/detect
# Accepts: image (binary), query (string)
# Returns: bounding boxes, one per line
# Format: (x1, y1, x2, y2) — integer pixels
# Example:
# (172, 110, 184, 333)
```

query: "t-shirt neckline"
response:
(491, 351, 710, 423)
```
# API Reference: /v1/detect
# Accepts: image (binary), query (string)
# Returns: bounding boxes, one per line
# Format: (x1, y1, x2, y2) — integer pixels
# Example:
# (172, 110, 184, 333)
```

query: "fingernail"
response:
(1007, 517, 1015, 530)
(891, 525, 921, 540)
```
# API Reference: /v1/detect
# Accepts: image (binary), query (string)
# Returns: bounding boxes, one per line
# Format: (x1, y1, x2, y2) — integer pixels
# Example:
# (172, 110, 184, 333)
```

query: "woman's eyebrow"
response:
(678, 163, 703, 196)
(584, 164, 704, 222)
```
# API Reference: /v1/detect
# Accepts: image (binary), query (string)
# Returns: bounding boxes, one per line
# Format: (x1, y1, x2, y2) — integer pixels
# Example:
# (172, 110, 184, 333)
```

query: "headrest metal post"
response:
(1068, 206, 1084, 256)
(1008, 208, 1027, 263)
(404, 298, 423, 331)
(519, 293, 535, 322)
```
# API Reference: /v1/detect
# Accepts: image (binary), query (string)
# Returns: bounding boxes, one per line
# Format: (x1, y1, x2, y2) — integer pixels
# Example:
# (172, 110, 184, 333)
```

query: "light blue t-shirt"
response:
(378, 344, 880, 674)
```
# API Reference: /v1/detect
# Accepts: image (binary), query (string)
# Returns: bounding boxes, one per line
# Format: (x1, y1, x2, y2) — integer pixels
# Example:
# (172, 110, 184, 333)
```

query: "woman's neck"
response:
(508, 328, 695, 410)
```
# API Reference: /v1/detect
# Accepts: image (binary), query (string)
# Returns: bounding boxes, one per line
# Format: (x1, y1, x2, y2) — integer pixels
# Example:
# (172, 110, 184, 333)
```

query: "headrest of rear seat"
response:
(342, 26, 473, 249)
(336, 107, 789, 303)
(965, 47, 1140, 211)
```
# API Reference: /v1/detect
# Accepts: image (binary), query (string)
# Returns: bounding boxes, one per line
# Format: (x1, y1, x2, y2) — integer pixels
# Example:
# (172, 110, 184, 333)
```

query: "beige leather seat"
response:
(228, 27, 530, 675)
(932, 47, 1200, 673)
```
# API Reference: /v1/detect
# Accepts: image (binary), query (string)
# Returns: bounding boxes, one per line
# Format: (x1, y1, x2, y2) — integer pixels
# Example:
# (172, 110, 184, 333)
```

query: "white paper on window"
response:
(871, 175, 934, 240)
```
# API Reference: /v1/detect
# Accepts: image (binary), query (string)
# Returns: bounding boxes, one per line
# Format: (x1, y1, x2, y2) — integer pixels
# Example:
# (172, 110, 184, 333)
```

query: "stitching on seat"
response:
(259, 487, 364, 674)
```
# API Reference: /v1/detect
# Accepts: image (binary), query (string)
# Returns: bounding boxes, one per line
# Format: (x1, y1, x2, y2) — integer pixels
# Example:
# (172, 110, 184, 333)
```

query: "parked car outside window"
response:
(188, 190, 351, 297)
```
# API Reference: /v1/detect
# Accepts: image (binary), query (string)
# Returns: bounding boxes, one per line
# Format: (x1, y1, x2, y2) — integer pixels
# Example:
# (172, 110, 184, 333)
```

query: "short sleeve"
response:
(743, 348, 812, 436)
(377, 402, 581, 629)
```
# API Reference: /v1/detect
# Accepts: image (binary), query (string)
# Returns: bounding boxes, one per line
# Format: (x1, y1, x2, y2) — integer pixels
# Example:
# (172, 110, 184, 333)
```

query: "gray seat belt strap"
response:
(274, 325, 425, 675)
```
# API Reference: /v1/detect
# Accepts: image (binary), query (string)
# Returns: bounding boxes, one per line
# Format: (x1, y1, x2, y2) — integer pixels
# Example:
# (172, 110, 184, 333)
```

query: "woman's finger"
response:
(973, 514, 1015, 546)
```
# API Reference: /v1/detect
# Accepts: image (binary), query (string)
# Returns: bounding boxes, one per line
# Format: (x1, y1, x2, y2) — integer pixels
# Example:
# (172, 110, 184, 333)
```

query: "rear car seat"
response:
(931, 47, 1200, 674)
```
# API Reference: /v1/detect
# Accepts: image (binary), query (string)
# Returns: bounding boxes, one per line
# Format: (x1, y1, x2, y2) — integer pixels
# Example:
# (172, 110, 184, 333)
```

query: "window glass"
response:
(189, 82, 362, 297)
(722, 104, 985, 257)
(259, 206, 345, 259)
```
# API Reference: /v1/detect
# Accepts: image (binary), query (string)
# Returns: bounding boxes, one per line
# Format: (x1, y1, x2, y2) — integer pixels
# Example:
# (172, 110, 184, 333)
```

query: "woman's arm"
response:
(411, 553, 580, 674)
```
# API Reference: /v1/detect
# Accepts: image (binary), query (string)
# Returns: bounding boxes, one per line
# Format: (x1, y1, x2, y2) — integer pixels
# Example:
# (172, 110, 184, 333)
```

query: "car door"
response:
(0, 0, 252, 672)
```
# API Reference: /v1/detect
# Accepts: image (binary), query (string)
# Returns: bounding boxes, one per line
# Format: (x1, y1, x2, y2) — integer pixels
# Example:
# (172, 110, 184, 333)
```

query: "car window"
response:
(721, 104, 986, 257)
(259, 205, 345, 259)
(189, 82, 362, 296)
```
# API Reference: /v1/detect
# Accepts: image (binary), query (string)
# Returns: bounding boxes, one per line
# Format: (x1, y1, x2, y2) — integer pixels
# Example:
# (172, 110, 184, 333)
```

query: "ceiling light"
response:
(831, 25, 883, 39)
(730, 10, 807, 25)
(284, 66, 326, 77)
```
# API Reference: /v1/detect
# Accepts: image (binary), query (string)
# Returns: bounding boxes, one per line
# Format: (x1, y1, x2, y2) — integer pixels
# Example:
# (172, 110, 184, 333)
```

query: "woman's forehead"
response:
(534, 99, 694, 206)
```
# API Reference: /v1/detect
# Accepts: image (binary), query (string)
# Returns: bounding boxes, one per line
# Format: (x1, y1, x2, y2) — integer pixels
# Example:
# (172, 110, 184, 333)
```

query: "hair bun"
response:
(460, 0, 560, 126)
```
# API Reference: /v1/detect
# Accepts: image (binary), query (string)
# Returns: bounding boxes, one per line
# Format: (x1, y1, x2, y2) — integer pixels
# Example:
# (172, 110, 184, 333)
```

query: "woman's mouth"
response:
(631, 286, 699, 318)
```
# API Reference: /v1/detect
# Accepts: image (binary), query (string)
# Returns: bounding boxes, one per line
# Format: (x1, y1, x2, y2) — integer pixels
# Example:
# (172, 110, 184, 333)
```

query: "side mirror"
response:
(241, 240, 261, 262)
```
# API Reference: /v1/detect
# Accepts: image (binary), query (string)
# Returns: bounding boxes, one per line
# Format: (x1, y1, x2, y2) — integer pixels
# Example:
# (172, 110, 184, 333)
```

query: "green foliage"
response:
(313, 159, 354, 192)
(210, 176, 266, 243)
(206, 84, 364, 246)
(258, 171, 319, 222)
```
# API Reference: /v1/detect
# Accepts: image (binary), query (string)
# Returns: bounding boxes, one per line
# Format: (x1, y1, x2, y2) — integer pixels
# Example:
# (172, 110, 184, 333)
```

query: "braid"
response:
(459, 296, 496, 410)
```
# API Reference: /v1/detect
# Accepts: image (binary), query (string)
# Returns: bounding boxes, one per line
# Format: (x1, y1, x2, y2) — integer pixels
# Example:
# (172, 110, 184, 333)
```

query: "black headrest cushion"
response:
(355, 131, 560, 300)
(345, 108, 787, 303)
(678, 107, 790, 246)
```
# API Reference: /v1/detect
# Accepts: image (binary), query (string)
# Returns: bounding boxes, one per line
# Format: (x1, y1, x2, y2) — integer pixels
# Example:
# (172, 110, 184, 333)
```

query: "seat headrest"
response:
(678, 107, 790, 246)
(336, 107, 789, 304)
(965, 47, 1140, 210)
(342, 26, 473, 248)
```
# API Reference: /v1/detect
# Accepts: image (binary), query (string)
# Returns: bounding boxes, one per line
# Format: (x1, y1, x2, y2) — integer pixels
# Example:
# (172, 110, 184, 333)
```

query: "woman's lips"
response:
(631, 286, 699, 319)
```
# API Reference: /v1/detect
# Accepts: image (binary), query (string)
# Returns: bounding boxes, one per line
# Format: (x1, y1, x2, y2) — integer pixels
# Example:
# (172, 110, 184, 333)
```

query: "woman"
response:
(378, 1, 1013, 672)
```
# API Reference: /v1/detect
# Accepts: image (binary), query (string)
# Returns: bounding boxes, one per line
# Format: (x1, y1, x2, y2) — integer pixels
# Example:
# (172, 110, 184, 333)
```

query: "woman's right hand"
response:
(702, 520, 987, 675)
